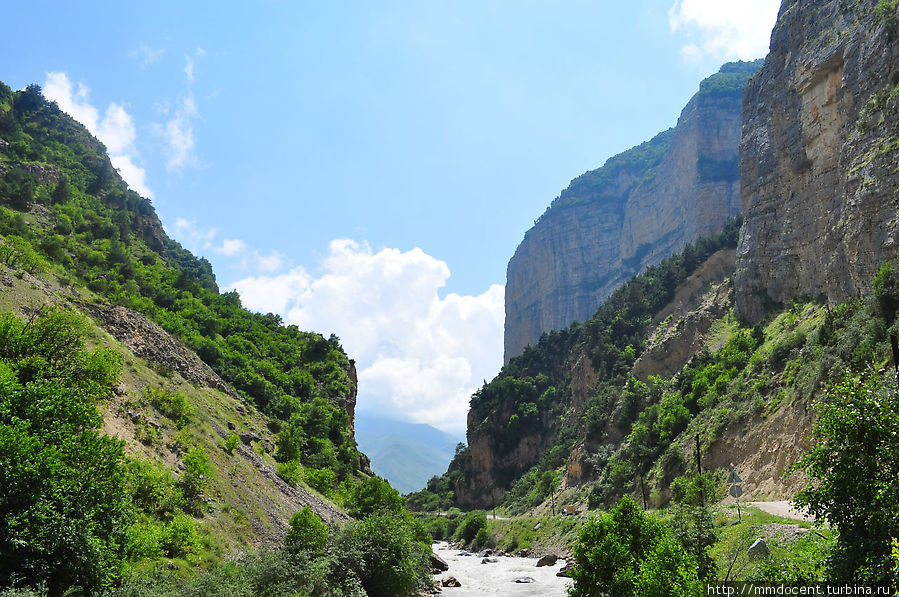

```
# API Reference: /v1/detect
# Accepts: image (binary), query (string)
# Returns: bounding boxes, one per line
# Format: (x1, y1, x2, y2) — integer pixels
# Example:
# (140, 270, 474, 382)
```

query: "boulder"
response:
(481, 557, 498, 564)
(430, 552, 449, 573)
(536, 554, 558, 567)
(441, 576, 461, 588)
(513, 577, 536, 584)
(748, 538, 769, 558)
(557, 561, 574, 577)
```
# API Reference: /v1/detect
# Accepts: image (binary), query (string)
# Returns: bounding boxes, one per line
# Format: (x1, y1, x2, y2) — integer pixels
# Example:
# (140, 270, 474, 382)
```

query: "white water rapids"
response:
(432, 542, 573, 596)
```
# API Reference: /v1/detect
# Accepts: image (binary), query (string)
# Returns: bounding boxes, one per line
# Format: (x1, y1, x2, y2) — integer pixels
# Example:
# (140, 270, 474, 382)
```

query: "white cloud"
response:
(228, 240, 505, 434)
(255, 250, 285, 274)
(152, 51, 202, 172)
(668, 0, 780, 62)
(158, 93, 199, 171)
(170, 217, 218, 251)
(216, 238, 248, 256)
(43, 72, 153, 198)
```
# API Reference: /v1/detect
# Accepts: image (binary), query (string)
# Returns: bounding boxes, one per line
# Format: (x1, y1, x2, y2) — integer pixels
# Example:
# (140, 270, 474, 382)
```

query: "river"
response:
(432, 542, 572, 596)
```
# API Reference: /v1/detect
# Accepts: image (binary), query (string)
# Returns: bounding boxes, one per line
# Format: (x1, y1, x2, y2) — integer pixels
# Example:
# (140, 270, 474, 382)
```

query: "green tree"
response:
(794, 369, 899, 582)
(347, 476, 404, 519)
(668, 472, 719, 581)
(569, 496, 700, 597)
(0, 309, 131, 595)
(285, 506, 329, 555)
(333, 513, 430, 597)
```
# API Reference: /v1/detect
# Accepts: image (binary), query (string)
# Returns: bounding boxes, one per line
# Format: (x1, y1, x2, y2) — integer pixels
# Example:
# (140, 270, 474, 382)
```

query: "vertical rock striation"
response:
(505, 61, 759, 363)
(735, 0, 899, 321)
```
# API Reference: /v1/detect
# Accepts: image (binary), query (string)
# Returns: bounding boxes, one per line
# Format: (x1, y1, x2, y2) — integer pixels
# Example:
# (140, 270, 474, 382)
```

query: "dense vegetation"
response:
(112, 480, 432, 597)
(0, 309, 221, 594)
(0, 80, 438, 594)
(0, 81, 364, 498)
(696, 59, 763, 97)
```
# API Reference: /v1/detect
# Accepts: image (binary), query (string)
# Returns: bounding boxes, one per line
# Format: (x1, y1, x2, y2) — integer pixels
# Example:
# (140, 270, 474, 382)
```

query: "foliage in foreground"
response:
(569, 496, 700, 597)
(115, 488, 432, 597)
(0, 308, 128, 594)
(794, 369, 899, 583)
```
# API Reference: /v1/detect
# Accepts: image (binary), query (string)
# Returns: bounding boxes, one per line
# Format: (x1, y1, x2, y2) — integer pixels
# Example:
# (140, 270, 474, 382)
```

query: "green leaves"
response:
(570, 496, 700, 597)
(794, 370, 899, 582)
(0, 309, 131, 594)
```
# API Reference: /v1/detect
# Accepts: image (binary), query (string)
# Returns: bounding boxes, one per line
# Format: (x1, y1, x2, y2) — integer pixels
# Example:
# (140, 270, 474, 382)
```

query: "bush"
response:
(224, 431, 240, 454)
(179, 446, 211, 509)
(453, 510, 487, 545)
(334, 514, 430, 597)
(569, 496, 700, 597)
(794, 370, 899, 582)
(346, 476, 404, 519)
(285, 506, 329, 555)
(161, 512, 200, 557)
(304, 467, 337, 496)
(146, 387, 194, 428)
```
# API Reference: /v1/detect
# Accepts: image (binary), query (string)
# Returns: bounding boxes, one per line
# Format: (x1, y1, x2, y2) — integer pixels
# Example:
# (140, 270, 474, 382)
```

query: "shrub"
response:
(346, 476, 404, 519)
(285, 506, 329, 555)
(334, 514, 430, 597)
(179, 446, 211, 509)
(145, 387, 194, 428)
(569, 496, 700, 597)
(224, 431, 240, 454)
(794, 370, 899, 582)
(453, 510, 487, 545)
(304, 467, 337, 496)
(161, 512, 200, 557)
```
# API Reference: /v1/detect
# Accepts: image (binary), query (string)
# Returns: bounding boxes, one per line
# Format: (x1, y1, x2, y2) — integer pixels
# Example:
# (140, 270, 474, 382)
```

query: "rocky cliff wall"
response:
(505, 62, 756, 363)
(735, 0, 899, 321)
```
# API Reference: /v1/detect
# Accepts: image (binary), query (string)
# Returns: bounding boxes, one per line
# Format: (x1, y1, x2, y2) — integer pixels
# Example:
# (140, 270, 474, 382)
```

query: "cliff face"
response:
(504, 61, 757, 363)
(735, 0, 899, 321)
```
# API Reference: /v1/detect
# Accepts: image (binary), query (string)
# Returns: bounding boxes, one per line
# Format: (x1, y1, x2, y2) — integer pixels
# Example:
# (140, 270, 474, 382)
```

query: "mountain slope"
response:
(504, 60, 760, 363)
(0, 80, 384, 588)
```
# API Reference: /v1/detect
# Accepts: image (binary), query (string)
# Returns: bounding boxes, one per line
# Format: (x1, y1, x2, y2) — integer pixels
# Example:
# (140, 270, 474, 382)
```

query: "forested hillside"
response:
(0, 81, 433, 595)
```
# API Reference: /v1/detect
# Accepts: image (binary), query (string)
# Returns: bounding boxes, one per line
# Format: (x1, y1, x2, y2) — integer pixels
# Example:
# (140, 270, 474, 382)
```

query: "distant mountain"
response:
(355, 415, 463, 494)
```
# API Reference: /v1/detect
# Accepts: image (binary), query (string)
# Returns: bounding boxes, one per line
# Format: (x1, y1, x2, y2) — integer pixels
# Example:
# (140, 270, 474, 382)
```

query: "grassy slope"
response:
(0, 261, 347, 573)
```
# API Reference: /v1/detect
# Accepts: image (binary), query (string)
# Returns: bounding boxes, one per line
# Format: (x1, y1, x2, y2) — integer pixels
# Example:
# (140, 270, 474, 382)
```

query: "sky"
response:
(2, 0, 780, 433)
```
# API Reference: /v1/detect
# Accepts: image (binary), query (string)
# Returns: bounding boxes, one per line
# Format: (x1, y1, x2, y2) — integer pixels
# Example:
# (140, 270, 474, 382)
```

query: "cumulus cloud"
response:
(43, 72, 153, 198)
(216, 238, 248, 256)
(668, 0, 780, 62)
(228, 240, 505, 433)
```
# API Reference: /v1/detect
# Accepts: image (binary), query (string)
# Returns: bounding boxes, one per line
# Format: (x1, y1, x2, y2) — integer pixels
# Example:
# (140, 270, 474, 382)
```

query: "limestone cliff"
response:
(504, 61, 758, 363)
(735, 0, 899, 321)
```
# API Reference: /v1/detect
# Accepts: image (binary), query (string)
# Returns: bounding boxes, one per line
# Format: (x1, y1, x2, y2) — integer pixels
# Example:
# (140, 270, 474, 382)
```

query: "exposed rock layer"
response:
(505, 63, 754, 363)
(735, 0, 899, 321)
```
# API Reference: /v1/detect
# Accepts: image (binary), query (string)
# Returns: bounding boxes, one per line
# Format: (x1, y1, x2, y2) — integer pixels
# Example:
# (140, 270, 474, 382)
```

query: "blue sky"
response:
(2, 0, 780, 432)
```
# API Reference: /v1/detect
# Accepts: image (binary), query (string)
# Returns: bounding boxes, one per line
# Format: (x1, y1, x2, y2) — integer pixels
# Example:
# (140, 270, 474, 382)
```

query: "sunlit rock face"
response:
(504, 61, 755, 363)
(735, 0, 899, 322)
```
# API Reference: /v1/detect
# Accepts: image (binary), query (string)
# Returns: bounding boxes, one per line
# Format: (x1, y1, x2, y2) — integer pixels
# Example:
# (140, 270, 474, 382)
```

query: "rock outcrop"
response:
(505, 61, 759, 363)
(735, 0, 899, 321)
